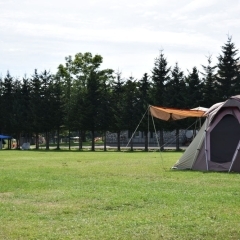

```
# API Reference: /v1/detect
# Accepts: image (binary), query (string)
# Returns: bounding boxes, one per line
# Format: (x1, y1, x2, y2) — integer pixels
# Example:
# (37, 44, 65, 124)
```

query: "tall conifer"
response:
(216, 36, 240, 100)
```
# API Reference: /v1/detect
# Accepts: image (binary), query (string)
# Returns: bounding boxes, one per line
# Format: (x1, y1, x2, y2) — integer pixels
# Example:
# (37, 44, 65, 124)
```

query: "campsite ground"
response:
(0, 150, 240, 239)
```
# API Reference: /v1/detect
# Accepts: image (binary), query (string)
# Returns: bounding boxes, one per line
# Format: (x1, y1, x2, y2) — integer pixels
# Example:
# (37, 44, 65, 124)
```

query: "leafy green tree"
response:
(216, 36, 240, 101)
(72, 52, 104, 147)
(57, 52, 113, 151)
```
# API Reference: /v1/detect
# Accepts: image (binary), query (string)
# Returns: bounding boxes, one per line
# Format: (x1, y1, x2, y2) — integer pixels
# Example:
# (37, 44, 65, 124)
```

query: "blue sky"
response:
(1, 0, 240, 79)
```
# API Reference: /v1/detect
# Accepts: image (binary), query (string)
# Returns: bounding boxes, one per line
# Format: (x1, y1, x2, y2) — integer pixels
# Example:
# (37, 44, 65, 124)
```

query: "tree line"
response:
(0, 36, 240, 150)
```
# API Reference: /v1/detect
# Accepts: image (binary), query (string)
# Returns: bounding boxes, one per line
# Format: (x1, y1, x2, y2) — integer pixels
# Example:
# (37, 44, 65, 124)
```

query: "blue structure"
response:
(0, 134, 11, 139)
(0, 134, 12, 149)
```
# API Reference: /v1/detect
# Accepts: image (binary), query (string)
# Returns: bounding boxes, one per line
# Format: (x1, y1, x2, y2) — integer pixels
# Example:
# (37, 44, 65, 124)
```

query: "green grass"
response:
(0, 150, 240, 239)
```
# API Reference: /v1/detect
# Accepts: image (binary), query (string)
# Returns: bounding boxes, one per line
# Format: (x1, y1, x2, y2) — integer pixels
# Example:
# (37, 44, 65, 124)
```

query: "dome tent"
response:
(172, 95, 240, 172)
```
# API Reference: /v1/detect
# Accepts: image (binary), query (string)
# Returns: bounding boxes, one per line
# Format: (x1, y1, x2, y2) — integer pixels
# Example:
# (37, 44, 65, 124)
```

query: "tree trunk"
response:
(130, 138, 133, 151)
(176, 128, 180, 151)
(35, 133, 39, 150)
(45, 131, 50, 150)
(117, 131, 121, 151)
(17, 132, 21, 149)
(78, 130, 82, 150)
(144, 130, 148, 152)
(68, 129, 71, 150)
(160, 129, 164, 151)
(91, 130, 95, 151)
(56, 128, 60, 150)
(82, 131, 86, 142)
(104, 131, 107, 151)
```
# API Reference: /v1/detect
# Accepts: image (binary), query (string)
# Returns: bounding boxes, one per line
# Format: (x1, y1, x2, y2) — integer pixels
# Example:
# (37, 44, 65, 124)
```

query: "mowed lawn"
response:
(0, 150, 240, 240)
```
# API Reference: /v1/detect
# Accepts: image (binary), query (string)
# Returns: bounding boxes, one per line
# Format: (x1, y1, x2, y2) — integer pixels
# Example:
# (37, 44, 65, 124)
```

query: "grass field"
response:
(0, 150, 240, 239)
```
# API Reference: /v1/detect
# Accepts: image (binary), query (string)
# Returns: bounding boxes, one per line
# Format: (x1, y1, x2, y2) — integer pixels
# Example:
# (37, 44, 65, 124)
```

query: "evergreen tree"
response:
(150, 51, 171, 150)
(69, 74, 85, 150)
(40, 70, 55, 150)
(52, 74, 65, 150)
(185, 67, 203, 142)
(111, 71, 125, 151)
(165, 63, 187, 150)
(151, 51, 171, 106)
(122, 76, 139, 151)
(20, 76, 33, 145)
(58, 56, 74, 149)
(201, 55, 218, 107)
(97, 69, 114, 151)
(83, 69, 101, 151)
(30, 69, 44, 149)
(1, 72, 14, 135)
(185, 67, 203, 108)
(165, 63, 186, 108)
(137, 73, 151, 151)
(216, 36, 240, 101)
(11, 78, 25, 148)
(0, 76, 3, 134)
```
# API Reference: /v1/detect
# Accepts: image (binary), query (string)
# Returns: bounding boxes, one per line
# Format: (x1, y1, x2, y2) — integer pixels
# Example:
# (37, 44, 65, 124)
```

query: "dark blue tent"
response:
(0, 135, 12, 149)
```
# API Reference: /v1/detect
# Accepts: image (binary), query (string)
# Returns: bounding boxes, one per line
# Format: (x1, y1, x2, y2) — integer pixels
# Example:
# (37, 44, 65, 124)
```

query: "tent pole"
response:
(191, 120, 206, 169)
(204, 117, 209, 171)
(229, 140, 240, 173)
(148, 105, 150, 151)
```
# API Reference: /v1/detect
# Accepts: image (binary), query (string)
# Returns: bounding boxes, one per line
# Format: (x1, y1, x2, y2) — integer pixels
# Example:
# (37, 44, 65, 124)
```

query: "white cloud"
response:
(179, 0, 218, 13)
(0, 0, 240, 78)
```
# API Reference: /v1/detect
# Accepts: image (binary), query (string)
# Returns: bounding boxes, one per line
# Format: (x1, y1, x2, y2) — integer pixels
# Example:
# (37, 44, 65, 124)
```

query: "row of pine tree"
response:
(0, 36, 240, 150)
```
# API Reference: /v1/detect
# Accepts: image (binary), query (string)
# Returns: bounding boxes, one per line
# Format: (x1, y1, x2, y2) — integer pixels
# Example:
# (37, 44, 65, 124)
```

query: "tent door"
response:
(210, 114, 240, 163)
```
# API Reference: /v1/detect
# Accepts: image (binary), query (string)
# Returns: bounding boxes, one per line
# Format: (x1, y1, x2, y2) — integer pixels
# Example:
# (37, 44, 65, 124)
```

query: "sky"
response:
(1, 0, 240, 80)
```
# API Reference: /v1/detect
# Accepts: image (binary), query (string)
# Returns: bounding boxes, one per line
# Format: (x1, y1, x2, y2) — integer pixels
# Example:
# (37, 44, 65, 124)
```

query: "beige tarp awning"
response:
(150, 105, 206, 121)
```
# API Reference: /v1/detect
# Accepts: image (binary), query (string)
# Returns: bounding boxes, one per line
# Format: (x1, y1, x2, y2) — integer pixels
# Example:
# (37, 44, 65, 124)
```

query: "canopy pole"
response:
(229, 140, 240, 173)
(151, 113, 160, 151)
(126, 106, 149, 148)
(151, 113, 165, 170)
